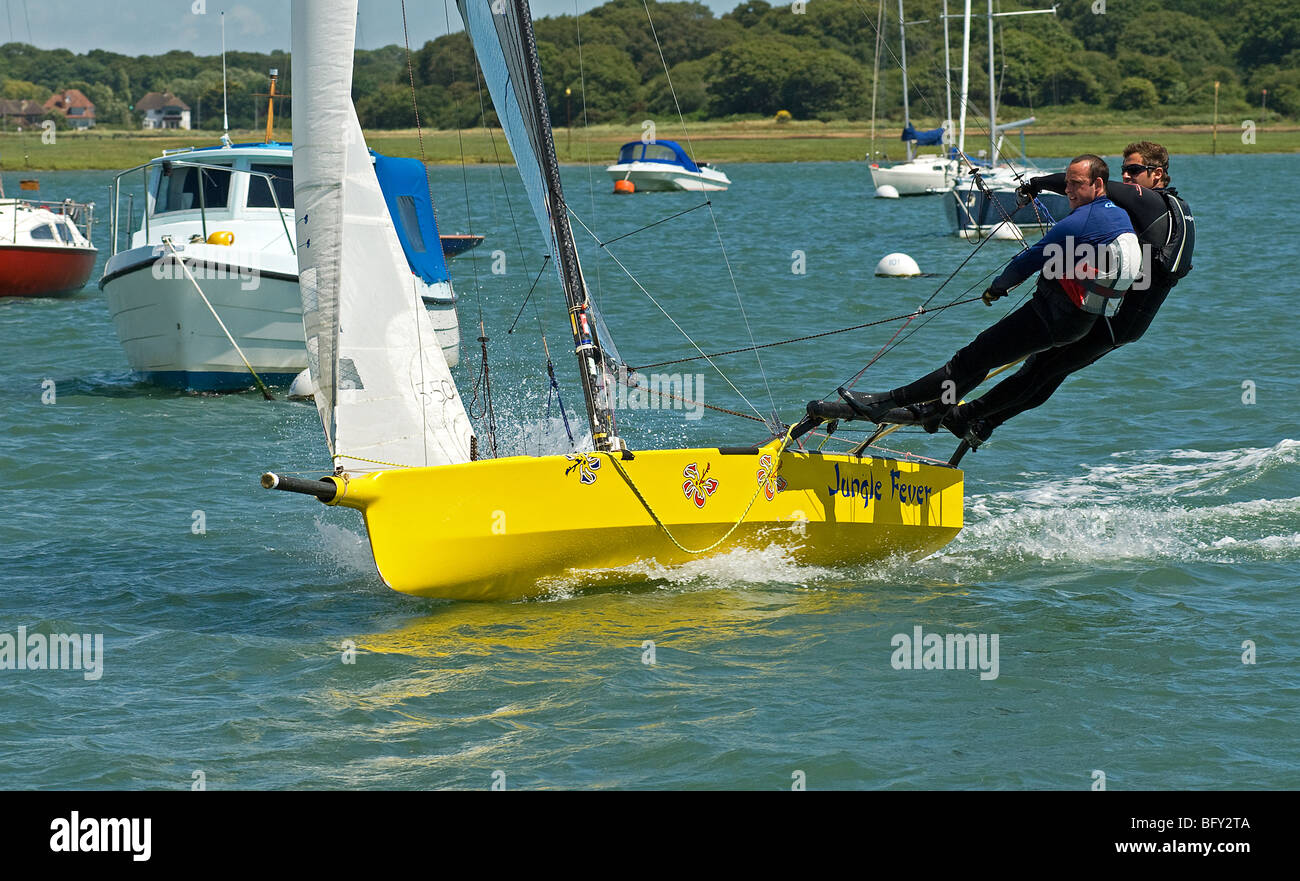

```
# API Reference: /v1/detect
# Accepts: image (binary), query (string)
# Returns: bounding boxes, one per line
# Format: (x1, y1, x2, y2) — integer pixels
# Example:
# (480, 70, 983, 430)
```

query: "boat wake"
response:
(931, 438, 1300, 571)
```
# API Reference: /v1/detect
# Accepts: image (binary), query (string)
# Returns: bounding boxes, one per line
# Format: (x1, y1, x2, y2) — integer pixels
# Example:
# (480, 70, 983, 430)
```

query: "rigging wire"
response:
(631, 295, 987, 372)
(457, 0, 579, 455)
(638, 0, 781, 433)
(505, 254, 552, 335)
(434, 0, 499, 457)
(575, 1, 606, 329)
(568, 208, 770, 424)
(471, 47, 577, 454)
(400, 0, 437, 466)
(595, 201, 711, 249)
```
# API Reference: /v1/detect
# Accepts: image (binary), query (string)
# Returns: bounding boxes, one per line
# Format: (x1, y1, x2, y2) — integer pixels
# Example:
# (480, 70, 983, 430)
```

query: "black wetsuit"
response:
(887, 196, 1135, 407)
(947, 178, 1186, 433)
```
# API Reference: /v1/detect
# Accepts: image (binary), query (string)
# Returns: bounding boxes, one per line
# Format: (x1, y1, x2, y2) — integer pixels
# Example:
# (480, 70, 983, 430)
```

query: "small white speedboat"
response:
(606, 140, 730, 193)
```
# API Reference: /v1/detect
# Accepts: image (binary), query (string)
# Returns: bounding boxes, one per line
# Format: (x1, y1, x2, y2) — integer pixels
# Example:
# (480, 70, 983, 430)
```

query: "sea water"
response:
(1, 153, 1295, 789)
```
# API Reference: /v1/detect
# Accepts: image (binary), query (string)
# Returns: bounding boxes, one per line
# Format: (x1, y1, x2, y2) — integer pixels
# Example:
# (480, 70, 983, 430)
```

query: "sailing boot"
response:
(939, 406, 971, 441)
(788, 413, 824, 442)
(964, 418, 993, 450)
(949, 419, 994, 466)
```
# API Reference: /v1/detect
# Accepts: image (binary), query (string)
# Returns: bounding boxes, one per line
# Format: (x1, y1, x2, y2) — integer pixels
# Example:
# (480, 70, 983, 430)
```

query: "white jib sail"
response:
(291, 0, 472, 472)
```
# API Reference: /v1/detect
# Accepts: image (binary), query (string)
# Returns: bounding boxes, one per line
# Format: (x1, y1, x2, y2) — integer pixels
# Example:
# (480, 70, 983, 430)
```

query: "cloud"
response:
(228, 4, 269, 39)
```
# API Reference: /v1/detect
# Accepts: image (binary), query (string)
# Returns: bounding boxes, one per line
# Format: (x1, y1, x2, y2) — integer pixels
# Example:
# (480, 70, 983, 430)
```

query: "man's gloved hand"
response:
(1015, 176, 1046, 206)
(982, 285, 1008, 306)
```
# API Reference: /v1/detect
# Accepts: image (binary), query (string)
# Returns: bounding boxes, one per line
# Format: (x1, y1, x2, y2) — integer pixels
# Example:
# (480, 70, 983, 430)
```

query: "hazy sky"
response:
(5, 0, 746, 56)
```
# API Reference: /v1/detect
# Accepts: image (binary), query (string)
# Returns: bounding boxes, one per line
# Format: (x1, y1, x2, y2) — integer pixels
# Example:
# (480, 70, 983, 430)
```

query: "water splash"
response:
(937, 440, 1300, 569)
(533, 541, 842, 600)
(311, 515, 375, 576)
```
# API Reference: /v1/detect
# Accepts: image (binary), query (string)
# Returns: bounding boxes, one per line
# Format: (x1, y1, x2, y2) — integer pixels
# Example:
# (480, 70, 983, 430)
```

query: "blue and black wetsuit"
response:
(886, 196, 1137, 408)
(945, 178, 1189, 435)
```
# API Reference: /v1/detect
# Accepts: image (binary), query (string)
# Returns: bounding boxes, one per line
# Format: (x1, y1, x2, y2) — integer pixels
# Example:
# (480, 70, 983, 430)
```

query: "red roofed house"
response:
(45, 88, 96, 129)
(136, 91, 191, 130)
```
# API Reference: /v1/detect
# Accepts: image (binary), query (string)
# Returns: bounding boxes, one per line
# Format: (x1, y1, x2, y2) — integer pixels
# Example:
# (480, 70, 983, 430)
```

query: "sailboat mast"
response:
(869, 0, 883, 161)
(958, 0, 970, 156)
(897, 0, 912, 161)
(509, 0, 621, 452)
(942, 0, 953, 147)
(987, 0, 996, 166)
(221, 11, 229, 134)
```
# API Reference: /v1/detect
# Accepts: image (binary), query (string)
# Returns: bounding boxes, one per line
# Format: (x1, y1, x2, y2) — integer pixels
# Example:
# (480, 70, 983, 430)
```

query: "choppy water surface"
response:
(2, 152, 1296, 789)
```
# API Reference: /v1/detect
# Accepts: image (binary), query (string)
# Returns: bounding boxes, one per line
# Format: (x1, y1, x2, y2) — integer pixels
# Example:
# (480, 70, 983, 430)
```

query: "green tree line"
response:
(2, 0, 1296, 131)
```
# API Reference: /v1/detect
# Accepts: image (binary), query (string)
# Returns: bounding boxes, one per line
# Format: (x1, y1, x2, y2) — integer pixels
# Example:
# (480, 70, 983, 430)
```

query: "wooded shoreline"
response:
(3, 120, 1294, 172)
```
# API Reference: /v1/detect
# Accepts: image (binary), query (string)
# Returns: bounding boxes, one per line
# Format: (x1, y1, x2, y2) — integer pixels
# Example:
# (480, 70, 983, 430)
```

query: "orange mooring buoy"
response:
(613, 179, 635, 194)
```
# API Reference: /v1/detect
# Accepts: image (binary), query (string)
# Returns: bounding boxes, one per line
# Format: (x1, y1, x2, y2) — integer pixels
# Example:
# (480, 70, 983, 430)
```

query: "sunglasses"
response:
(1122, 163, 1160, 176)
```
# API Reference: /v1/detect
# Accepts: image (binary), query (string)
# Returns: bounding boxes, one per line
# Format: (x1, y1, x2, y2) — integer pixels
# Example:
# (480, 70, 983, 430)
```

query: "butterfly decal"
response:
(755, 453, 787, 502)
(682, 462, 719, 508)
(564, 453, 601, 485)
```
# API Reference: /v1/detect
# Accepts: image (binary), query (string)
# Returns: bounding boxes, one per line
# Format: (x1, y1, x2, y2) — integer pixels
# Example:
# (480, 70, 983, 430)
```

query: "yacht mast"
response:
(897, 0, 912, 161)
(958, 0, 970, 157)
(987, 0, 997, 166)
(942, 0, 954, 148)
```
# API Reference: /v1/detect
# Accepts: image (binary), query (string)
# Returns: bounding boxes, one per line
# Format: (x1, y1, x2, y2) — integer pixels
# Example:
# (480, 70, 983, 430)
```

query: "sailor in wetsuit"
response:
(808, 154, 1143, 426)
(882, 142, 1194, 453)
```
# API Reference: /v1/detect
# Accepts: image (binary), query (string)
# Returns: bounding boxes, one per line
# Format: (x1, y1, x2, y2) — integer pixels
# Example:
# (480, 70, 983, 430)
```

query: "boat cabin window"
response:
(246, 163, 294, 209)
(642, 144, 680, 163)
(57, 222, 75, 243)
(30, 224, 56, 240)
(155, 163, 232, 214)
(394, 195, 425, 252)
(618, 143, 641, 163)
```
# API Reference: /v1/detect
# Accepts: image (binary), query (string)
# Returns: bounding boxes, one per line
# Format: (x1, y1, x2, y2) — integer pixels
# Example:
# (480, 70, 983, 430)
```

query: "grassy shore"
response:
(3, 119, 1296, 172)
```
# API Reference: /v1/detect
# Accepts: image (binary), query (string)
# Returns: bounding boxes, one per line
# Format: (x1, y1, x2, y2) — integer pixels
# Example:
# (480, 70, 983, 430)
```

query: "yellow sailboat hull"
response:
(325, 442, 963, 601)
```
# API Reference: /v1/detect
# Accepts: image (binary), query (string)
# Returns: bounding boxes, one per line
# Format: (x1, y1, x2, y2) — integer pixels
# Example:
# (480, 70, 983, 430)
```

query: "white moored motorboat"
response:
(101, 140, 460, 391)
(606, 140, 730, 192)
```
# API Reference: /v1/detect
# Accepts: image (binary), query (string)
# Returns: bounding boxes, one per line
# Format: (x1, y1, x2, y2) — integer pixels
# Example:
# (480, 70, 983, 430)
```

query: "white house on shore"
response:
(137, 91, 191, 130)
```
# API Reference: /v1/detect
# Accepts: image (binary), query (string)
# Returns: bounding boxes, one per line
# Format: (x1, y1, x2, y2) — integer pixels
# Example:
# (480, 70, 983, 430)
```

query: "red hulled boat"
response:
(0, 192, 97, 297)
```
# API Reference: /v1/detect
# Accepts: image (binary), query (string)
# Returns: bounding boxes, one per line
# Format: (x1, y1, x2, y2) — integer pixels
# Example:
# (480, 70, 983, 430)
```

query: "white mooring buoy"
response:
(989, 221, 1022, 241)
(288, 368, 315, 400)
(875, 184, 901, 199)
(875, 253, 922, 277)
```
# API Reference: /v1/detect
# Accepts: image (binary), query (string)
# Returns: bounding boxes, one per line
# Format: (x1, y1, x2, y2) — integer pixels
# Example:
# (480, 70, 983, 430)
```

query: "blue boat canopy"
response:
(615, 140, 700, 173)
(901, 123, 945, 146)
(372, 151, 450, 286)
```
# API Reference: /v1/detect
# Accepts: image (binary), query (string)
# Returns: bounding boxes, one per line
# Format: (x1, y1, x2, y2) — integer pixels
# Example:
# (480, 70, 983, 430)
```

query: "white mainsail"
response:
(291, 0, 472, 472)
